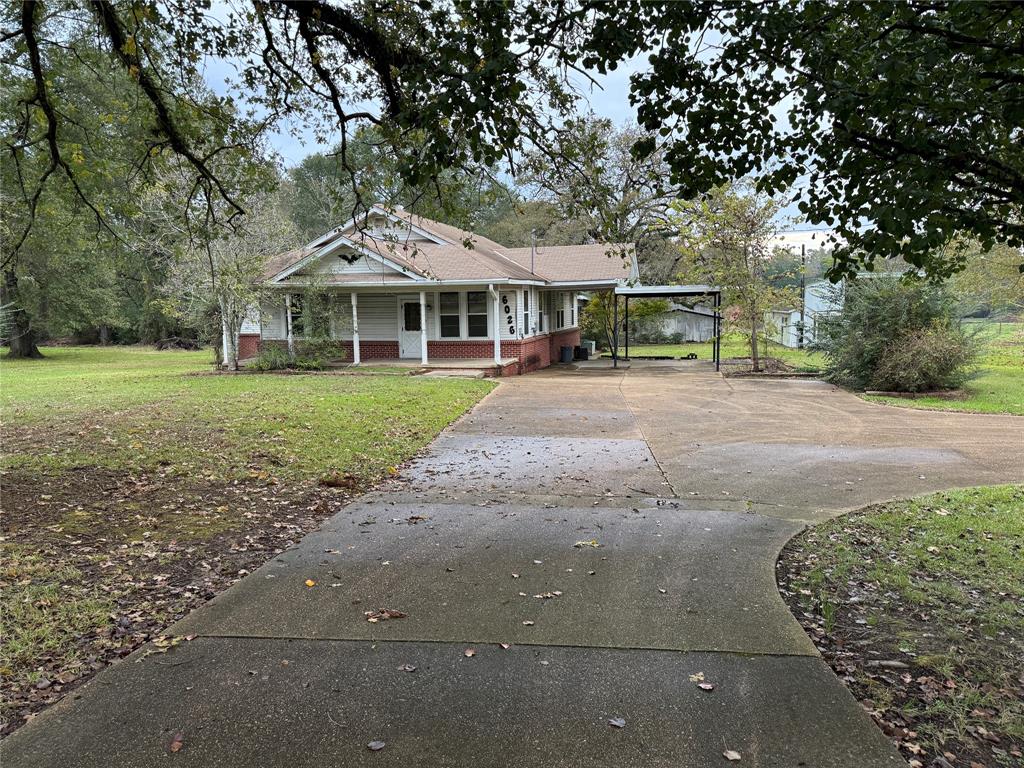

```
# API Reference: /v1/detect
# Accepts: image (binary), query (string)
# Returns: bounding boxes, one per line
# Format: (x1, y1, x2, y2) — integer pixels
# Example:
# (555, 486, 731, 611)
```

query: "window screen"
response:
(439, 292, 460, 337)
(467, 291, 488, 337)
(289, 295, 305, 337)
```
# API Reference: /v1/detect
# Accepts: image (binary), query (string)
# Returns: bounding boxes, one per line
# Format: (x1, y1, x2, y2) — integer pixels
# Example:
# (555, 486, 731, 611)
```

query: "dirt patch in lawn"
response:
(0, 466, 354, 737)
(777, 486, 1024, 768)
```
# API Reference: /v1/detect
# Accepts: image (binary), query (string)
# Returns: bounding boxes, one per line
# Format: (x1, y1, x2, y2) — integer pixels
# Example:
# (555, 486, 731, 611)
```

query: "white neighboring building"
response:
(765, 281, 842, 348)
(653, 304, 716, 342)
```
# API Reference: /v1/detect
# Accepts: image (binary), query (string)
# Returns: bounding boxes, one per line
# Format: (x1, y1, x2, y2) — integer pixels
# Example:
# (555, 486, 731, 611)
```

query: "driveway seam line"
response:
(615, 375, 679, 497)
(163, 634, 820, 658)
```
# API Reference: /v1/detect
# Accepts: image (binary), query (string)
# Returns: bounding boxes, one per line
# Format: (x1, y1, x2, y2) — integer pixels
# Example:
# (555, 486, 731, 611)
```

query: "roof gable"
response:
(263, 205, 637, 286)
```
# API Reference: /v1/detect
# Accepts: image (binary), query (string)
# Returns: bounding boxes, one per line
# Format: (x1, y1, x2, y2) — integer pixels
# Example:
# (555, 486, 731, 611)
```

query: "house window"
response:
(556, 293, 566, 329)
(467, 291, 488, 337)
(522, 290, 530, 334)
(289, 295, 305, 337)
(439, 292, 460, 337)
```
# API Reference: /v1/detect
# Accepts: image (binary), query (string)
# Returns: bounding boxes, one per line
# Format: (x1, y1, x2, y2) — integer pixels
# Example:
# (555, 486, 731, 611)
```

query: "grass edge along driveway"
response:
(777, 485, 1024, 768)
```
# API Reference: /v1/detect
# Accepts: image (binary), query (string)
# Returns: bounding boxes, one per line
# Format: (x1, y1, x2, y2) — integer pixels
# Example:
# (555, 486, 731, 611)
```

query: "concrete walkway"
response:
(5, 366, 1021, 767)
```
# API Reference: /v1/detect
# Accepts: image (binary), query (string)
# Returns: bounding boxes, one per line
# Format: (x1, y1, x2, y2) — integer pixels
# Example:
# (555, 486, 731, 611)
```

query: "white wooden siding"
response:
(262, 301, 287, 339)
(240, 306, 261, 334)
(329, 294, 354, 340)
(498, 291, 518, 340)
(308, 252, 398, 276)
(358, 293, 399, 339)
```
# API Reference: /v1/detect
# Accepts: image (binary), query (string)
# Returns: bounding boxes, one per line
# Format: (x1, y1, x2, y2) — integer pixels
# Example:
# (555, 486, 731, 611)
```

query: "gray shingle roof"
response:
(265, 208, 635, 285)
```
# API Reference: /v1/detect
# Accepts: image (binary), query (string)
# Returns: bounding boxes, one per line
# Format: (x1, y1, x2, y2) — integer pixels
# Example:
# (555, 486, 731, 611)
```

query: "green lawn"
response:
(863, 321, 1023, 415)
(1, 346, 493, 482)
(0, 346, 494, 734)
(605, 333, 825, 371)
(778, 485, 1024, 767)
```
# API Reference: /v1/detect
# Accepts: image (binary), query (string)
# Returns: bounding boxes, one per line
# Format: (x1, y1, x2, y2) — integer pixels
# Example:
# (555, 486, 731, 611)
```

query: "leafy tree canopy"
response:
(575, 1, 1023, 278)
(4, 0, 1022, 333)
(285, 126, 515, 242)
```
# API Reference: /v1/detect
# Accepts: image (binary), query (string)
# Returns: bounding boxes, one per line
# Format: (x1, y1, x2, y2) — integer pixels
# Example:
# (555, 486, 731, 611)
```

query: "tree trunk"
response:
(99, 325, 111, 345)
(750, 312, 760, 372)
(2, 270, 44, 359)
(219, 297, 237, 371)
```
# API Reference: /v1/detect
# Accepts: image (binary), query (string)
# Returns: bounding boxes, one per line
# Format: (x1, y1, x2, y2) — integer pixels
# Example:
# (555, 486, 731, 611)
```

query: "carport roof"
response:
(615, 284, 720, 296)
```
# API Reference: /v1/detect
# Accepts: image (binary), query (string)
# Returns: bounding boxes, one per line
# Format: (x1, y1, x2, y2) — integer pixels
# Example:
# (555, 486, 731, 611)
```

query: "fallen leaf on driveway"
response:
(397, 664, 416, 673)
(169, 732, 185, 753)
(364, 608, 407, 623)
(464, 648, 476, 657)
(574, 540, 601, 548)
(499, 643, 511, 649)
(305, 579, 316, 587)
(608, 717, 626, 728)
(698, 682, 715, 691)
(522, 620, 535, 626)
(368, 740, 386, 751)
(689, 672, 705, 682)
(723, 750, 741, 761)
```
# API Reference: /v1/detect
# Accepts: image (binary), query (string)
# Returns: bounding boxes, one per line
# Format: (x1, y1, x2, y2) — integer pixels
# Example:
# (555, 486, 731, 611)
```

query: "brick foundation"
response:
(249, 329, 582, 375)
(238, 334, 261, 360)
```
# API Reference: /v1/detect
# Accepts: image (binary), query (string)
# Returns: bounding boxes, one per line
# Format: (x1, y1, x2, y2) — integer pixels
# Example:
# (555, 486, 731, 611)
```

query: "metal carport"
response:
(612, 285, 723, 371)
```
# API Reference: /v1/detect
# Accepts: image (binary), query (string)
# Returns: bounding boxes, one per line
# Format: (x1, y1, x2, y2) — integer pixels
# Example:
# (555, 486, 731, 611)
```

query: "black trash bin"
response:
(574, 345, 589, 361)
(560, 345, 574, 363)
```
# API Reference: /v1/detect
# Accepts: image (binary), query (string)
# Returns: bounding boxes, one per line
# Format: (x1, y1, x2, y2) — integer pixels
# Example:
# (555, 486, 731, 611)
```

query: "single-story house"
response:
(765, 280, 841, 348)
(239, 205, 637, 375)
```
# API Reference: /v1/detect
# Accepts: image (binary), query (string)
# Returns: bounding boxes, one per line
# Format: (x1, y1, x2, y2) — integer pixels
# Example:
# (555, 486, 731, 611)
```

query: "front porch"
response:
(330, 357, 523, 378)
(241, 286, 584, 376)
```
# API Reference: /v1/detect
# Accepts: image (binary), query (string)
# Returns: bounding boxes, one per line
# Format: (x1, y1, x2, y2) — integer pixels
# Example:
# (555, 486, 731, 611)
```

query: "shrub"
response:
(815, 275, 977, 392)
(869, 322, 977, 392)
(249, 344, 292, 371)
(248, 338, 345, 372)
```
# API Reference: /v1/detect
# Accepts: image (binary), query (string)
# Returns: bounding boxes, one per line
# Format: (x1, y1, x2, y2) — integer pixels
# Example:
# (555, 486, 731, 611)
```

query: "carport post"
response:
(612, 290, 618, 368)
(624, 296, 629, 361)
(714, 291, 721, 372)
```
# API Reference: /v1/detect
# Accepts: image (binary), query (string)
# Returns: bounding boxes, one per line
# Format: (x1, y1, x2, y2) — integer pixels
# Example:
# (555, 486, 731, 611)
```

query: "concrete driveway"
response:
(4, 364, 1021, 767)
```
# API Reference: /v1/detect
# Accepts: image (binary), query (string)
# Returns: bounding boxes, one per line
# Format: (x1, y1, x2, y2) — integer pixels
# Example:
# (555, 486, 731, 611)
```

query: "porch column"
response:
(419, 290, 428, 365)
(285, 293, 294, 358)
(518, 288, 525, 338)
(489, 284, 501, 364)
(350, 292, 360, 365)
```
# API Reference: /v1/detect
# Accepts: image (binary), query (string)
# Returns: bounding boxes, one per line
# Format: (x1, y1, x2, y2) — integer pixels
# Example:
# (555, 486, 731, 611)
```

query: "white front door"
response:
(399, 299, 422, 358)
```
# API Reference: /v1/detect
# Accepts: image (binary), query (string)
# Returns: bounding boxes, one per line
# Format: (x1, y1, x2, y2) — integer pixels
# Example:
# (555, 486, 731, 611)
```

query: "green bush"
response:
(869, 322, 977, 392)
(816, 275, 977, 392)
(248, 338, 345, 372)
(250, 344, 292, 371)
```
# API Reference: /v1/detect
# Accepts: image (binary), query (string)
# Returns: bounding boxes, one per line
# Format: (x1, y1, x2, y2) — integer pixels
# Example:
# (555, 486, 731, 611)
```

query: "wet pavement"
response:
(5, 363, 1021, 767)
